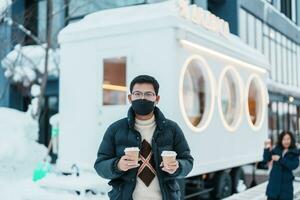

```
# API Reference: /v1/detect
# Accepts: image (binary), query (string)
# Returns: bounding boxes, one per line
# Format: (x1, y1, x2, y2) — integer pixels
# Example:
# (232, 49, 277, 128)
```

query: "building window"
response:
(268, 101, 278, 143)
(283, 102, 289, 130)
(290, 104, 298, 138)
(270, 34, 276, 81)
(239, 8, 247, 43)
(239, 8, 263, 54)
(281, 0, 292, 18)
(297, 46, 300, 87)
(218, 67, 242, 131)
(102, 57, 127, 105)
(292, 43, 297, 86)
(282, 35, 287, 84)
(275, 32, 282, 83)
(247, 13, 255, 49)
(297, 106, 300, 142)
(280, 0, 298, 23)
(180, 56, 215, 132)
(255, 19, 263, 53)
(268, 101, 300, 145)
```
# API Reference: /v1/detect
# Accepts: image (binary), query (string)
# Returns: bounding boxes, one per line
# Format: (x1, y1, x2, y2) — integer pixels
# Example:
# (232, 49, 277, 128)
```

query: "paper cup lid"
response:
(161, 151, 177, 157)
(124, 147, 140, 152)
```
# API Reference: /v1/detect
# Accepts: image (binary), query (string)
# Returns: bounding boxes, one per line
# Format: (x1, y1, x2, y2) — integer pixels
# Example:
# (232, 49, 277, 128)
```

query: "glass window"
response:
(239, 8, 247, 43)
(282, 36, 287, 84)
(287, 40, 292, 85)
(296, 106, 300, 143)
(256, 19, 263, 53)
(103, 57, 127, 105)
(219, 68, 242, 130)
(263, 25, 270, 62)
(247, 13, 255, 48)
(180, 57, 215, 132)
(290, 104, 297, 137)
(270, 39, 276, 80)
(298, 46, 300, 87)
(247, 76, 265, 129)
(281, 0, 292, 19)
(278, 102, 284, 133)
(283, 103, 289, 130)
(276, 33, 282, 83)
(291, 0, 297, 22)
(268, 101, 278, 143)
(292, 42, 297, 87)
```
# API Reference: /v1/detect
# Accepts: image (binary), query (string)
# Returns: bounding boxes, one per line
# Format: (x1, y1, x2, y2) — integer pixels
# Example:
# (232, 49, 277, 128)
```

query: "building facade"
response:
(1, 0, 299, 147)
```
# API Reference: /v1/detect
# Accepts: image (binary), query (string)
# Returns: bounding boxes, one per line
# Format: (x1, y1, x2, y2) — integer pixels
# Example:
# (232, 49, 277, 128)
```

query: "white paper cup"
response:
(124, 147, 140, 165)
(161, 151, 177, 166)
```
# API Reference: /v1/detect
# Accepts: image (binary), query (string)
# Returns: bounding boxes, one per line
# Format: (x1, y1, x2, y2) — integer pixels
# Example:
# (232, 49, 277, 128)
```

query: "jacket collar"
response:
(273, 146, 299, 155)
(127, 106, 167, 130)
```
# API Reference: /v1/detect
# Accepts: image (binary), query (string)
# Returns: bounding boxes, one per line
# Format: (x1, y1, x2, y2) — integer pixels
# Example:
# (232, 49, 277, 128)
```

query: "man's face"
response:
(128, 83, 160, 103)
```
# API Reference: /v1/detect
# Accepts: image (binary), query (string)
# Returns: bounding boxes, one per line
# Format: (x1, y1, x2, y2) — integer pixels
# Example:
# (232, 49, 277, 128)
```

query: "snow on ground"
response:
(0, 107, 109, 200)
(0, 107, 47, 180)
(0, 178, 109, 200)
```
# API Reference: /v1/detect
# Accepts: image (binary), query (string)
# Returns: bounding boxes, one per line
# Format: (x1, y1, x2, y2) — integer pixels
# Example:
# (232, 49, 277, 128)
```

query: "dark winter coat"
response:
(94, 107, 194, 200)
(263, 146, 299, 200)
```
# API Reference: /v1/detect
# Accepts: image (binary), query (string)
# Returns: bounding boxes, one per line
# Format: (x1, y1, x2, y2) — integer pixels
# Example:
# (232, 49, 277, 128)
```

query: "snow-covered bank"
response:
(0, 107, 47, 180)
(0, 107, 109, 199)
(0, 178, 109, 200)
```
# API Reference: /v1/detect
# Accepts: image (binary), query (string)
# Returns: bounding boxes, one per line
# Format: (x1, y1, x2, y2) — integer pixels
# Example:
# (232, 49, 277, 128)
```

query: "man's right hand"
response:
(117, 155, 140, 171)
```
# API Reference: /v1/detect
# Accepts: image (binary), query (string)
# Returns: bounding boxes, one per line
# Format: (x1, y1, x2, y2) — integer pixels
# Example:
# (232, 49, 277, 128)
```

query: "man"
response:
(94, 75, 194, 200)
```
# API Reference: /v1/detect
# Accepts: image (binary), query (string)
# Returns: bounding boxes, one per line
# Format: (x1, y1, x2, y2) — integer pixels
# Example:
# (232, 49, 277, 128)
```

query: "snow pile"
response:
(0, 0, 11, 20)
(0, 107, 47, 180)
(1, 44, 60, 87)
(0, 178, 109, 200)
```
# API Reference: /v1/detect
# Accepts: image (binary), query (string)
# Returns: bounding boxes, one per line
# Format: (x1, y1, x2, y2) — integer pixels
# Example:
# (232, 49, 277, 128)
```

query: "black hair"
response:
(276, 131, 296, 149)
(130, 75, 159, 95)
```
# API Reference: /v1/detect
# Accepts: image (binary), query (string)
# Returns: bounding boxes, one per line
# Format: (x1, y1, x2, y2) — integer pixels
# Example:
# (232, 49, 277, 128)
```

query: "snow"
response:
(0, 107, 46, 179)
(1, 45, 60, 86)
(27, 97, 39, 116)
(49, 113, 59, 127)
(0, 0, 11, 20)
(0, 178, 109, 200)
(0, 107, 110, 199)
(31, 84, 41, 97)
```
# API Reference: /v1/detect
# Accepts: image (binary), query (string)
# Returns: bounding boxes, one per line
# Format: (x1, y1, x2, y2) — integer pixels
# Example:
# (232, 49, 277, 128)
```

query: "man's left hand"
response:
(161, 160, 179, 174)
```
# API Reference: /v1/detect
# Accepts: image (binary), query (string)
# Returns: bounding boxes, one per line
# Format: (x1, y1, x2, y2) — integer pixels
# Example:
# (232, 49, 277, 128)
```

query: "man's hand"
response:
(272, 155, 280, 161)
(161, 160, 179, 174)
(117, 155, 140, 171)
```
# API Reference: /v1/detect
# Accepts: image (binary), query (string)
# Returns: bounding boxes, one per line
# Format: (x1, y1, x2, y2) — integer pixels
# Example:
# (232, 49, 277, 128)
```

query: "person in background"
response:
(263, 131, 299, 200)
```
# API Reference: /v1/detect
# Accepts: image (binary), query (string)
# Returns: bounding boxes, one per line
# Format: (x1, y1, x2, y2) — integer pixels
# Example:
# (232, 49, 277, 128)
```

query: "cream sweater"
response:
(132, 115, 162, 200)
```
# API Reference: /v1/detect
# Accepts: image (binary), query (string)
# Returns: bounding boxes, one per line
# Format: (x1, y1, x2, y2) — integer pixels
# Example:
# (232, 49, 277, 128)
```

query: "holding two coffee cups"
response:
(122, 147, 178, 174)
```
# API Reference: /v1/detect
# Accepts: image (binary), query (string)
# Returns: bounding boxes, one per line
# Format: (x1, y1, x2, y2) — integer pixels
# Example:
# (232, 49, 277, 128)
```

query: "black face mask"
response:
(131, 99, 156, 115)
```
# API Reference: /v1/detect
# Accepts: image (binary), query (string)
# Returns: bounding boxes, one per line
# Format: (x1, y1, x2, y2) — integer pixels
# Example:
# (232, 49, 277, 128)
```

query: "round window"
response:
(179, 56, 215, 132)
(246, 75, 266, 130)
(218, 66, 243, 131)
